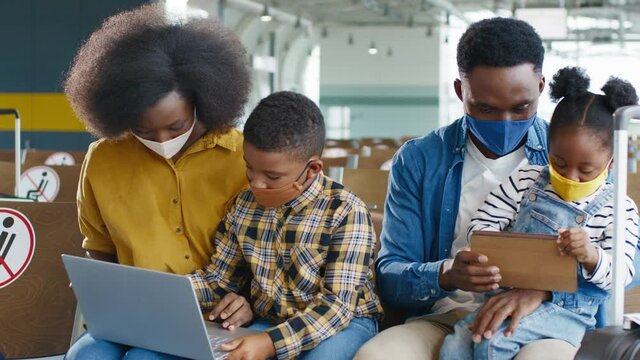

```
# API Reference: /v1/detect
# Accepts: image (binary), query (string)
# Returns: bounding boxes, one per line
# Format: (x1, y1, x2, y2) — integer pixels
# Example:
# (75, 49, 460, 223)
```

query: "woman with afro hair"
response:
(65, 5, 251, 359)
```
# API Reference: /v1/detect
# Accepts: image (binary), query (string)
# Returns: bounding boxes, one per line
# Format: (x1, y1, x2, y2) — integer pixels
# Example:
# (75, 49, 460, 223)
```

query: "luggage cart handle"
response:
(0, 109, 19, 117)
(0, 109, 21, 197)
(614, 105, 640, 130)
(610, 105, 640, 327)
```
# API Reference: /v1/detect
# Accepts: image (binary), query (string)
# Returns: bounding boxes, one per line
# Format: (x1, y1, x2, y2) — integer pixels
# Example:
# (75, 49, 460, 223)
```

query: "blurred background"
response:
(2, 0, 640, 151)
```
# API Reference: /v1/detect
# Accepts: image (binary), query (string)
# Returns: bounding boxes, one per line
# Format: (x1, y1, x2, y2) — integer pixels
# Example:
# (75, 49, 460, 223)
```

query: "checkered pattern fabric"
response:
(190, 174, 382, 359)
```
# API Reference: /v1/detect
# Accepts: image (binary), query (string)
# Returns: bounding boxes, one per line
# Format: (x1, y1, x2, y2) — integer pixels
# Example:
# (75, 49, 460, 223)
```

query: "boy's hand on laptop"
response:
(439, 247, 501, 292)
(221, 332, 276, 360)
(209, 293, 253, 331)
(557, 228, 599, 273)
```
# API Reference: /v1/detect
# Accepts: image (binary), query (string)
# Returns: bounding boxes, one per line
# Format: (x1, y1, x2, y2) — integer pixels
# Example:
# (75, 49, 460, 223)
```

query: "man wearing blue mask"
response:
(356, 18, 576, 359)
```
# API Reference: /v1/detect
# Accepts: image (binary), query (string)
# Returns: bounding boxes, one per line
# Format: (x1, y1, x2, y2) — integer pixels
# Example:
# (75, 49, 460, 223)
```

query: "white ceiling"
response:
(259, 0, 640, 41)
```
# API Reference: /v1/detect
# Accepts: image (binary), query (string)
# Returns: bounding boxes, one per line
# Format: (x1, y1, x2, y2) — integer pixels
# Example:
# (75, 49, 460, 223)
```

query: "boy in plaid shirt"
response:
(190, 91, 382, 360)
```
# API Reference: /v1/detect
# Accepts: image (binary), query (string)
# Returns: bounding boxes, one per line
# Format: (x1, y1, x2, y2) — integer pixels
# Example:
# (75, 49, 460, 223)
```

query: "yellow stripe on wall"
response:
(0, 93, 86, 132)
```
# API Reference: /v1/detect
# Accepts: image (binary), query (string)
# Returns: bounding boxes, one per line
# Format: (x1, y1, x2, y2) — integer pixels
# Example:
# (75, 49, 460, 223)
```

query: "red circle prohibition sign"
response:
(0, 208, 36, 288)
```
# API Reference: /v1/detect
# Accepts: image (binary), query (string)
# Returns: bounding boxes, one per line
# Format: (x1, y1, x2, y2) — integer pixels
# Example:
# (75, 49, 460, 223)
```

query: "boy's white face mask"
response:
(133, 119, 196, 159)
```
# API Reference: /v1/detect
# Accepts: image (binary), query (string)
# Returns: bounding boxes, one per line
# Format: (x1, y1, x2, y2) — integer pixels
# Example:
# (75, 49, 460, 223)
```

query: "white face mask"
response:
(133, 119, 196, 159)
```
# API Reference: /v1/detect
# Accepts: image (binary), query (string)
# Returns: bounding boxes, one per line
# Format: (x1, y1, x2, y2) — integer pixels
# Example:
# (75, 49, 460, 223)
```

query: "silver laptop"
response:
(62, 255, 258, 360)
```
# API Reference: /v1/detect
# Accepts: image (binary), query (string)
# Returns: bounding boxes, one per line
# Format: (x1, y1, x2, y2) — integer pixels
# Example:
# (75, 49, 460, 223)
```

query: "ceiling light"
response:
(420, 0, 428, 12)
(165, 0, 188, 23)
(260, 5, 272, 22)
(368, 42, 378, 55)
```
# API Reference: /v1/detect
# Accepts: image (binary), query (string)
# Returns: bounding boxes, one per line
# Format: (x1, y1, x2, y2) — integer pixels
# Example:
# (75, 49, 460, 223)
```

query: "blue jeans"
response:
(248, 317, 377, 360)
(66, 317, 377, 360)
(65, 333, 185, 360)
(439, 302, 596, 360)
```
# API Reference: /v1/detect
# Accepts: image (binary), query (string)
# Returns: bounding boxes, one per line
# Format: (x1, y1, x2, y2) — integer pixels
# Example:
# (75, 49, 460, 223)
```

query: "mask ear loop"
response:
(294, 160, 318, 189)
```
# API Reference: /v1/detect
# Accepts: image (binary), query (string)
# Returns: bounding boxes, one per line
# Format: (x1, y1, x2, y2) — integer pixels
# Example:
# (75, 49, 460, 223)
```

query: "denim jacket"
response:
(376, 116, 549, 318)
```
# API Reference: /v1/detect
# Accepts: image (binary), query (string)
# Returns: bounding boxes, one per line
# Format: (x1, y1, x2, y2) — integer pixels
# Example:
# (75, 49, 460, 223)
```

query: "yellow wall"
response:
(0, 93, 85, 132)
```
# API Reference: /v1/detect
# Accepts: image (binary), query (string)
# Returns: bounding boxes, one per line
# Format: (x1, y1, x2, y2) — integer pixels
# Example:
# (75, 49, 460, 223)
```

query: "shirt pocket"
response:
(529, 209, 562, 233)
(286, 247, 326, 299)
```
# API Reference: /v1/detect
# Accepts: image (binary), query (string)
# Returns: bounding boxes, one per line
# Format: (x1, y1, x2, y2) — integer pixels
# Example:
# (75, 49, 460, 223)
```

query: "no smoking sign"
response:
(0, 208, 36, 288)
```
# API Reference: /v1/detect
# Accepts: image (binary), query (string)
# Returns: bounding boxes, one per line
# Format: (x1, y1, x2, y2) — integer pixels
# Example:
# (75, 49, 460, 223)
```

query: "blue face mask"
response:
(465, 114, 537, 156)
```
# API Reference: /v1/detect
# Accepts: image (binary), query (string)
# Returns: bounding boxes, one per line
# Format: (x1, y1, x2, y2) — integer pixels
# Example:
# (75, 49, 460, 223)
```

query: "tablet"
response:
(470, 230, 577, 292)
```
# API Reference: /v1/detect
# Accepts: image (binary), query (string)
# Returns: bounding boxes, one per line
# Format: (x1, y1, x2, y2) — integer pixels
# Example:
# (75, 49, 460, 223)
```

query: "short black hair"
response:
(457, 17, 545, 76)
(64, 5, 251, 139)
(243, 91, 325, 161)
(549, 66, 639, 153)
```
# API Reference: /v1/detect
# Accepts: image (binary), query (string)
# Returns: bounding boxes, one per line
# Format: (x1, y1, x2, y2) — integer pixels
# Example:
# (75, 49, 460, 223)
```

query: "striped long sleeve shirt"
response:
(468, 165, 639, 290)
(189, 175, 382, 359)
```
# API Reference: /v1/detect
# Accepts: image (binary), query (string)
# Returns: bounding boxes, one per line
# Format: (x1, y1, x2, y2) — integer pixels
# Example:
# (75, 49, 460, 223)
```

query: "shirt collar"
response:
(454, 116, 469, 154)
(185, 128, 239, 154)
(286, 174, 324, 215)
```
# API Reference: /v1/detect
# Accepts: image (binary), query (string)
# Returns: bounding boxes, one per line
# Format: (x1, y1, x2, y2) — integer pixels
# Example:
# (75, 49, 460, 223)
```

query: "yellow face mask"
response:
(548, 161, 609, 202)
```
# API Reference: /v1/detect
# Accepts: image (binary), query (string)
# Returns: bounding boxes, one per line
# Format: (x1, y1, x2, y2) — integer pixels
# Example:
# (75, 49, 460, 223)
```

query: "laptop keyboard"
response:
(209, 335, 229, 360)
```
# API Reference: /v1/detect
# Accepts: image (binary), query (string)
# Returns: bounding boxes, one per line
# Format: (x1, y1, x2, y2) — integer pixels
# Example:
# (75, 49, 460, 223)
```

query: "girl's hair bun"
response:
(601, 77, 639, 111)
(549, 66, 590, 102)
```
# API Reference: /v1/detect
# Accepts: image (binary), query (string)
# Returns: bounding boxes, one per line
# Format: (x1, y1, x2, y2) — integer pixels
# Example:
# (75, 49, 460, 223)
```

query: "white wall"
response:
(319, 26, 441, 138)
(177, 0, 319, 126)
(320, 27, 439, 86)
(540, 41, 640, 126)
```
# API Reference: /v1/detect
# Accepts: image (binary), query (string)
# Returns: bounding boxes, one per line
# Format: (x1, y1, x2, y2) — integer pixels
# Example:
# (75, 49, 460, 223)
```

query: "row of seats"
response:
(0, 201, 84, 358)
(325, 137, 412, 150)
(1, 150, 88, 358)
(323, 148, 399, 170)
(0, 149, 85, 169)
(2, 146, 640, 358)
(0, 162, 81, 203)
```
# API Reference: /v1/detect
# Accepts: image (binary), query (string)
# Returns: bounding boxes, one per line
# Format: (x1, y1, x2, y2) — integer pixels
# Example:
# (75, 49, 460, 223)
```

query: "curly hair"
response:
(64, 4, 251, 139)
(549, 66, 639, 152)
(457, 17, 544, 76)
(243, 91, 325, 161)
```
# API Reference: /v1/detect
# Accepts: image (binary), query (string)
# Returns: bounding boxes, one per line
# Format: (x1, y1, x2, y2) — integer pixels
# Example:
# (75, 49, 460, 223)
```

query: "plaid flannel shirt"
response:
(190, 174, 382, 359)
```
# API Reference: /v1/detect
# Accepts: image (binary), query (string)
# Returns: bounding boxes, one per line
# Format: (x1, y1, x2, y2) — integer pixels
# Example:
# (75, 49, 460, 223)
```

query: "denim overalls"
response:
(440, 166, 612, 360)
(512, 167, 611, 314)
